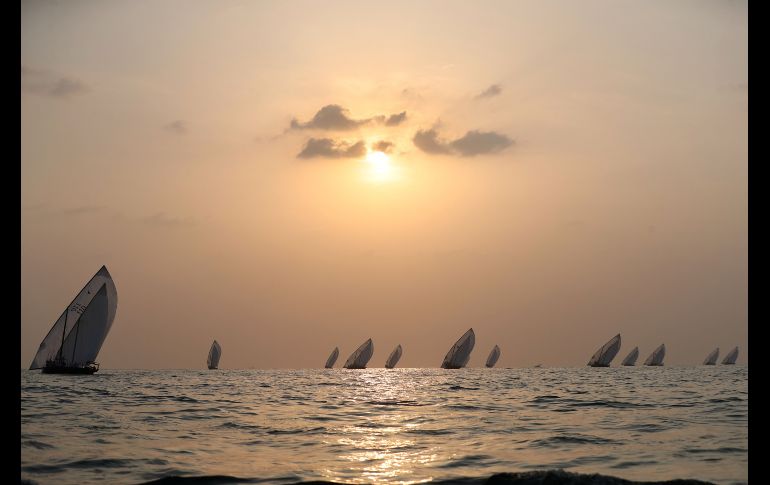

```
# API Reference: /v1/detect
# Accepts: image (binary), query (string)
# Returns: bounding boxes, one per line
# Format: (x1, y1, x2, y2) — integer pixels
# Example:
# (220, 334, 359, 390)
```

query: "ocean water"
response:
(21, 367, 747, 485)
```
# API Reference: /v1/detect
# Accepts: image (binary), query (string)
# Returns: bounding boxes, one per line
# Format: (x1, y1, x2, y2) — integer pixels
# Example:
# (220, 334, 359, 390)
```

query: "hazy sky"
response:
(21, 0, 747, 369)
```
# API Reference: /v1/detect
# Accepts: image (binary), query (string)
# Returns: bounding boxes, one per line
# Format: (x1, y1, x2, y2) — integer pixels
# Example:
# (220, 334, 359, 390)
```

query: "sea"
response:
(21, 366, 748, 485)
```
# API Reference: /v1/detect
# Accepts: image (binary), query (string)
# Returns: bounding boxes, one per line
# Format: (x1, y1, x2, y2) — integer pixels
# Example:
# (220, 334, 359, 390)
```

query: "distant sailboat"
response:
(441, 328, 475, 369)
(703, 348, 720, 366)
(644, 344, 666, 366)
(385, 344, 402, 369)
(325, 347, 339, 368)
(29, 265, 118, 375)
(485, 345, 501, 368)
(344, 339, 373, 369)
(621, 346, 639, 366)
(721, 346, 739, 365)
(207, 340, 222, 369)
(587, 334, 621, 367)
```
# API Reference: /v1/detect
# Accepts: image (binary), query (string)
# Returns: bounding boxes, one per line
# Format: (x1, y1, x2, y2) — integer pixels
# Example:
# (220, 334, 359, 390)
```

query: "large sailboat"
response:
(703, 348, 720, 366)
(721, 346, 739, 365)
(207, 340, 222, 369)
(587, 334, 621, 367)
(441, 328, 475, 369)
(344, 339, 374, 369)
(644, 344, 666, 366)
(29, 266, 118, 375)
(621, 346, 639, 366)
(485, 345, 501, 368)
(385, 344, 403, 369)
(325, 347, 339, 368)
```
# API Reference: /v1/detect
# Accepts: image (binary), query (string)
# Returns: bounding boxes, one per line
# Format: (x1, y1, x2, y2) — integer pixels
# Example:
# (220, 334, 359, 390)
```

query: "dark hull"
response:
(344, 366, 367, 369)
(588, 364, 610, 367)
(208, 366, 218, 370)
(42, 365, 98, 374)
(441, 365, 464, 369)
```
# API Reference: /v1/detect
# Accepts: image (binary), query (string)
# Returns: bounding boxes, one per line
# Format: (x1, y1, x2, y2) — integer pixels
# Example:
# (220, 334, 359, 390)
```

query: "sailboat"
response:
(621, 346, 639, 366)
(385, 344, 403, 369)
(207, 340, 222, 369)
(29, 265, 118, 375)
(325, 347, 339, 368)
(721, 346, 739, 365)
(485, 345, 501, 368)
(344, 339, 374, 369)
(703, 348, 719, 366)
(587, 334, 621, 367)
(441, 328, 475, 369)
(644, 344, 666, 366)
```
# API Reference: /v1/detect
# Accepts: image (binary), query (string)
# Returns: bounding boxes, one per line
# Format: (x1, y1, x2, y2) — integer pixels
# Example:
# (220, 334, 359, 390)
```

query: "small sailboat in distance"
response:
(721, 346, 739, 365)
(441, 328, 475, 369)
(703, 347, 719, 365)
(325, 347, 339, 368)
(344, 339, 373, 369)
(385, 344, 402, 369)
(644, 344, 666, 366)
(587, 334, 621, 367)
(621, 346, 639, 366)
(29, 265, 118, 375)
(486, 345, 501, 368)
(207, 340, 222, 369)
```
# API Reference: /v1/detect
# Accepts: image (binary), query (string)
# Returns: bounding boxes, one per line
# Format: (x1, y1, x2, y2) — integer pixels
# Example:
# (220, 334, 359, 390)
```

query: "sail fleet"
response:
(28, 266, 744, 372)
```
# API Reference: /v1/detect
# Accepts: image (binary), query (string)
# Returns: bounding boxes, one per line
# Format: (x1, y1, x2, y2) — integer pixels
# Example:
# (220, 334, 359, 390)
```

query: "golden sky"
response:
(21, 0, 747, 369)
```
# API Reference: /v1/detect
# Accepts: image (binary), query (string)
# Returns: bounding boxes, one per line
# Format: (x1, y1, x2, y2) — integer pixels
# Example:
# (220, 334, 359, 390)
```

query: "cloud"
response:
(475, 84, 502, 99)
(297, 138, 367, 159)
(290, 105, 370, 131)
(385, 111, 407, 126)
(413, 128, 513, 157)
(164, 120, 187, 135)
(372, 140, 394, 153)
(142, 212, 195, 227)
(21, 65, 89, 99)
(413, 129, 453, 154)
(60, 206, 105, 216)
(289, 105, 408, 131)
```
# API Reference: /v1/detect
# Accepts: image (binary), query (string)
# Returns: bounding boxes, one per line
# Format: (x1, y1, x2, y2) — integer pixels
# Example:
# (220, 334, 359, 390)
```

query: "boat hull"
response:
(589, 363, 611, 367)
(42, 364, 98, 374)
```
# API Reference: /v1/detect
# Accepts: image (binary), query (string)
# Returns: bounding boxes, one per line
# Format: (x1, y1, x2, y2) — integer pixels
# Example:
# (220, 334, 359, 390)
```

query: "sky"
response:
(21, 0, 747, 369)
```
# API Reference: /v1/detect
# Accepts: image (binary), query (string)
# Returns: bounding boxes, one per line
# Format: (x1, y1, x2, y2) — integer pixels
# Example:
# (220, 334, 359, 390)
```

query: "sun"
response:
(366, 150, 391, 168)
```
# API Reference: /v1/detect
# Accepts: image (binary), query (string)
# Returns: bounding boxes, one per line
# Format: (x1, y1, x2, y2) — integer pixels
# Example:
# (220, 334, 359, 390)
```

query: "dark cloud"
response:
(143, 212, 195, 228)
(164, 120, 187, 135)
(21, 65, 89, 99)
(475, 84, 502, 99)
(413, 128, 513, 157)
(450, 130, 513, 156)
(385, 111, 407, 126)
(290, 105, 370, 131)
(413, 129, 453, 154)
(297, 138, 367, 159)
(372, 140, 394, 153)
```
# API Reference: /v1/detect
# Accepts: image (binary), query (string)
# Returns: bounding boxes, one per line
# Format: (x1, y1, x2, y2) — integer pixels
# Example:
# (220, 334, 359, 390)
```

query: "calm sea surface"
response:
(21, 367, 747, 485)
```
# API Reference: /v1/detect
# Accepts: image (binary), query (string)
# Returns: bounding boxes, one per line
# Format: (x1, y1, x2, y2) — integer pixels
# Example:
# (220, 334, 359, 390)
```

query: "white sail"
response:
(587, 334, 621, 367)
(644, 343, 666, 366)
(344, 339, 373, 369)
(29, 266, 118, 370)
(621, 346, 639, 366)
(441, 328, 475, 369)
(207, 340, 221, 369)
(703, 347, 720, 365)
(721, 346, 739, 365)
(385, 344, 402, 369)
(485, 345, 501, 368)
(325, 347, 339, 368)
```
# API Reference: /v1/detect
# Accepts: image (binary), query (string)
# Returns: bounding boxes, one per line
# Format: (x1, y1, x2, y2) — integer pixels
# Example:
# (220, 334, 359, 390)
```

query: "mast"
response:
(57, 310, 69, 362)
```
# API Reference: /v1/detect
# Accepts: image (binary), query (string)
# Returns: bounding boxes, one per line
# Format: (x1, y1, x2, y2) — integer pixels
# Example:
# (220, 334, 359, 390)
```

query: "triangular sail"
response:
(385, 344, 402, 369)
(325, 347, 339, 368)
(703, 347, 719, 365)
(207, 340, 221, 369)
(29, 266, 118, 369)
(344, 339, 373, 369)
(587, 334, 621, 367)
(441, 328, 475, 369)
(621, 347, 639, 366)
(485, 345, 501, 368)
(644, 343, 666, 366)
(721, 346, 739, 365)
